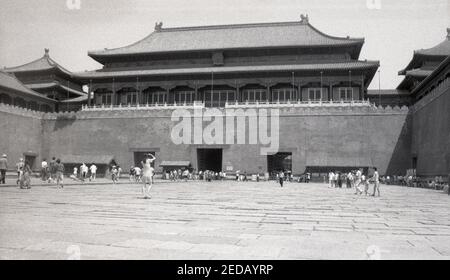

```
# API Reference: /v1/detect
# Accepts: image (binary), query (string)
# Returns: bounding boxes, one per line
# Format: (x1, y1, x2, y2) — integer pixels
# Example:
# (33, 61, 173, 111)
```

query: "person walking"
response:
(89, 164, 97, 181)
(333, 171, 339, 188)
(117, 166, 122, 181)
(73, 166, 78, 179)
(328, 171, 334, 188)
(48, 157, 56, 183)
(111, 166, 118, 184)
(134, 166, 141, 182)
(55, 159, 64, 188)
(0, 154, 7, 184)
(20, 161, 32, 189)
(337, 172, 343, 188)
(16, 158, 24, 186)
(355, 169, 363, 194)
(80, 163, 88, 181)
(141, 153, 156, 199)
(279, 171, 284, 187)
(371, 167, 380, 197)
(447, 172, 450, 195)
(41, 158, 48, 181)
(346, 172, 353, 188)
(362, 174, 370, 195)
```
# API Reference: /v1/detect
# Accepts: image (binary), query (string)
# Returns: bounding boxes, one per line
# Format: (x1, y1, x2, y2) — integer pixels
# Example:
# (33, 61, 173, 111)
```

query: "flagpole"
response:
(292, 71, 295, 101)
(320, 71, 323, 101)
(349, 70, 352, 101)
(378, 69, 381, 105)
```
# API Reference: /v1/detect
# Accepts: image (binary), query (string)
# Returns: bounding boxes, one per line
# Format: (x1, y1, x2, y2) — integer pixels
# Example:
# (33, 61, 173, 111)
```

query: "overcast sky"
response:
(0, 0, 448, 89)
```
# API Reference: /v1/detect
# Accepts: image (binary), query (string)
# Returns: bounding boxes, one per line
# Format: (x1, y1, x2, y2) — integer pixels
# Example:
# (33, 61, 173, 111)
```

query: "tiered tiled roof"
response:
(415, 28, 450, 56)
(5, 49, 86, 99)
(5, 49, 73, 76)
(88, 17, 364, 61)
(399, 28, 450, 75)
(0, 71, 53, 101)
(397, 28, 450, 91)
(26, 82, 86, 96)
(367, 89, 410, 96)
(74, 60, 379, 79)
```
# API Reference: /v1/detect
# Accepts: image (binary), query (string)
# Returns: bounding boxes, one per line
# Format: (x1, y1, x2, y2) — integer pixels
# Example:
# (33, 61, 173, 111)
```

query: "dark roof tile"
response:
(89, 21, 364, 57)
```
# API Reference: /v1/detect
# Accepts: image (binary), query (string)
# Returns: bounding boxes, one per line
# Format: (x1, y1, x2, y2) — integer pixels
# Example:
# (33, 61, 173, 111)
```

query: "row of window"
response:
(95, 88, 358, 106)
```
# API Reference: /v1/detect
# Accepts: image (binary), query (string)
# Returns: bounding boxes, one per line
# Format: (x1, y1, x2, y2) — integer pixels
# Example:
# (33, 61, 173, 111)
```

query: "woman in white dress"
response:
(141, 153, 156, 199)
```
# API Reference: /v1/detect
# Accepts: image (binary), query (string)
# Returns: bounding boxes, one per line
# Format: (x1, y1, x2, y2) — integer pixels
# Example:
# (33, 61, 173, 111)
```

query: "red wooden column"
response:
(87, 79, 92, 107)
(112, 78, 116, 106)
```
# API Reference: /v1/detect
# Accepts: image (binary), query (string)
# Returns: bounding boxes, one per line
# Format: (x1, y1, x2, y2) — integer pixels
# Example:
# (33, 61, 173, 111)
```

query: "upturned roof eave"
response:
(73, 60, 379, 81)
(0, 83, 56, 103)
(411, 55, 450, 95)
(88, 41, 364, 60)
(87, 20, 365, 60)
(27, 82, 87, 96)
(399, 51, 449, 75)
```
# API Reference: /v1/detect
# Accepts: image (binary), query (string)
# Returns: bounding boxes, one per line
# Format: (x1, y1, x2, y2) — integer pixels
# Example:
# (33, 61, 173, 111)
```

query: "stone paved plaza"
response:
(0, 180, 449, 260)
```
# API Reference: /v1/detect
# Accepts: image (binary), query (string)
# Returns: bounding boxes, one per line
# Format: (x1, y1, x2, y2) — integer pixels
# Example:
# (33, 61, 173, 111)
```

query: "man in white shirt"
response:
(371, 167, 380, 197)
(41, 159, 48, 181)
(347, 172, 353, 188)
(354, 169, 362, 194)
(134, 166, 141, 182)
(80, 163, 89, 181)
(328, 172, 334, 188)
(89, 164, 97, 181)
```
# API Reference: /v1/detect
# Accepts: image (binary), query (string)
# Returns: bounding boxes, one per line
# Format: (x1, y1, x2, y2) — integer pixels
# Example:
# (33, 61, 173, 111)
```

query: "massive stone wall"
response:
(0, 101, 412, 175)
(411, 78, 450, 177)
(37, 104, 410, 176)
(0, 104, 44, 170)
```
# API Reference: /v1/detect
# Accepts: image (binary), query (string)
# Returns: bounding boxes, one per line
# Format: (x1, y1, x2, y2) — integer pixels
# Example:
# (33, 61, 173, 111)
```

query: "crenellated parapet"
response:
(1, 99, 409, 121)
(0, 103, 46, 119)
(38, 100, 410, 120)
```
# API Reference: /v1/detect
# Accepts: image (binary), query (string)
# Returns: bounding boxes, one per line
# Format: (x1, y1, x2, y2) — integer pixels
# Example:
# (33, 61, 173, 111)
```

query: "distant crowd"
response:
(0, 155, 66, 189)
(1, 153, 449, 197)
(327, 169, 380, 196)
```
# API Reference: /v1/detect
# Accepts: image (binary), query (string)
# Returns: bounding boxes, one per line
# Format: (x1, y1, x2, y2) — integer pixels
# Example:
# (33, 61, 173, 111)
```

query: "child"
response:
(111, 166, 118, 184)
(361, 174, 370, 195)
(129, 166, 135, 181)
(279, 171, 284, 187)
(134, 166, 141, 182)
(73, 167, 78, 179)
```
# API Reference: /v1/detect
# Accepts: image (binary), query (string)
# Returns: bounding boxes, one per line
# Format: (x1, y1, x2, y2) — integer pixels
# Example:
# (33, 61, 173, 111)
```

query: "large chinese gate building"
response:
(76, 16, 378, 108)
(2, 16, 448, 178)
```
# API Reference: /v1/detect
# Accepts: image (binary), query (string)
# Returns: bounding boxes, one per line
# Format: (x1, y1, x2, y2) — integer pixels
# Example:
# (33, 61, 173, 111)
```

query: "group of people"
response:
(0, 155, 65, 189)
(162, 169, 229, 181)
(167, 169, 191, 181)
(110, 165, 122, 183)
(2, 151, 449, 199)
(70, 163, 98, 182)
(40, 157, 65, 188)
(328, 168, 380, 196)
(0, 154, 33, 189)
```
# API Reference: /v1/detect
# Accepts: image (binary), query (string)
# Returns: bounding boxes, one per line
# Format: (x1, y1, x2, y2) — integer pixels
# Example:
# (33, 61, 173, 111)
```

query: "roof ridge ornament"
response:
(300, 14, 309, 24)
(44, 48, 49, 57)
(155, 22, 163, 32)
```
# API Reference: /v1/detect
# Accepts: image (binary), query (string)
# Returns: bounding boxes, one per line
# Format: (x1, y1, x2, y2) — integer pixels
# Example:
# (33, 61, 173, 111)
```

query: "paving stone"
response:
(1, 181, 450, 259)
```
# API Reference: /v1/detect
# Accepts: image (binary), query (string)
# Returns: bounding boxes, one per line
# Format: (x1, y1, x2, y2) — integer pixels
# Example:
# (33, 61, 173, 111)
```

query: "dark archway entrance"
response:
(134, 151, 156, 168)
(267, 152, 292, 173)
(197, 148, 222, 172)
